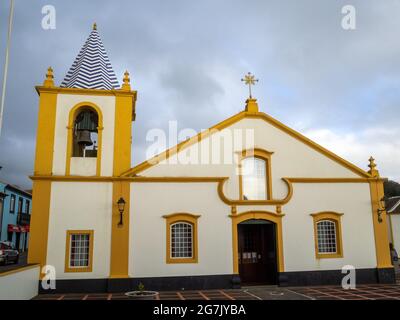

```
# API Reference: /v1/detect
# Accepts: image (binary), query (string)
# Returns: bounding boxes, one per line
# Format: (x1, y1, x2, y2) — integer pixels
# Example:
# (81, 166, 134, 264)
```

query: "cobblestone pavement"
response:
(34, 283, 400, 300)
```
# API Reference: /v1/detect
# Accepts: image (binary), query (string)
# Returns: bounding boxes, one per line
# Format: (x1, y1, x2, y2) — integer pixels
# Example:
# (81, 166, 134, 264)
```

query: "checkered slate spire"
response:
(61, 24, 119, 90)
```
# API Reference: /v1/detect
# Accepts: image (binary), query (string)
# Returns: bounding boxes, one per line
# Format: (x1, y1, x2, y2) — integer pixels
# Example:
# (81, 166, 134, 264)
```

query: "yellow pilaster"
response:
(27, 180, 52, 277)
(28, 70, 57, 275)
(33, 79, 57, 175)
(110, 181, 130, 278)
(369, 178, 392, 268)
(109, 72, 136, 278)
(368, 157, 392, 269)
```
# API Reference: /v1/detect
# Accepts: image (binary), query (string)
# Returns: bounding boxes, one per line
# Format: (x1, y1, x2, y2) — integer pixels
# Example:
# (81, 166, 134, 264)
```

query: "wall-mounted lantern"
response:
(377, 196, 388, 223)
(117, 197, 126, 227)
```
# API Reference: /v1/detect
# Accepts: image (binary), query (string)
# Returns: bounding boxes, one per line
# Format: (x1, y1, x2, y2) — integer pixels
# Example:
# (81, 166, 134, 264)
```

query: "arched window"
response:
(171, 222, 193, 259)
(311, 212, 343, 259)
(241, 157, 267, 200)
(72, 108, 99, 158)
(239, 149, 272, 201)
(163, 213, 200, 264)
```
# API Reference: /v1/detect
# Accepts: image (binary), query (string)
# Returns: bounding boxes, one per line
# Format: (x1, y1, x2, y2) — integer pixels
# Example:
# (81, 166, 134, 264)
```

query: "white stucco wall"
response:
(141, 118, 361, 200)
(0, 265, 40, 300)
(282, 183, 377, 271)
(52, 94, 116, 176)
(70, 157, 97, 176)
(130, 182, 233, 277)
(129, 115, 377, 276)
(47, 182, 113, 279)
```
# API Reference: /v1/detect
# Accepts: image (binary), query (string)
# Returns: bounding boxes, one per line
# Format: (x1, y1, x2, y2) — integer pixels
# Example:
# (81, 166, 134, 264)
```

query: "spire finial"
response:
(121, 70, 131, 90)
(43, 66, 54, 87)
(93, 22, 97, 30)
(368, 156, 380, 177)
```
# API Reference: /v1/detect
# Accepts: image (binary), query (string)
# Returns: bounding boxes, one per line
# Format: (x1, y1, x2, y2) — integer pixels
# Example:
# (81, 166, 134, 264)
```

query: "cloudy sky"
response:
(0, 0, 399, 189)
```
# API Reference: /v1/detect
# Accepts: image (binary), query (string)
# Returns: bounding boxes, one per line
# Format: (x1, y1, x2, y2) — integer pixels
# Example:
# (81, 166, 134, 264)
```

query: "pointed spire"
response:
(60, 25, 119, 90)
(368, 156, 380, 177)
(43, 67, 54, 87)
(121, 70, 131, 91)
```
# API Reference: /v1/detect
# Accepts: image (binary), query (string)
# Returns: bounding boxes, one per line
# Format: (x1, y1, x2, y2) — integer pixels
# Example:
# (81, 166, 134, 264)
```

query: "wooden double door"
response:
(238, 220, 278, 285)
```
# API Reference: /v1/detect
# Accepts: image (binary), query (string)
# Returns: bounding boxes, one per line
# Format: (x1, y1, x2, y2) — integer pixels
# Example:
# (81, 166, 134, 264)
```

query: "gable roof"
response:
(387, 196, 400, 214)
(122, 105, 371, 178)
(60, 24, 119, 90)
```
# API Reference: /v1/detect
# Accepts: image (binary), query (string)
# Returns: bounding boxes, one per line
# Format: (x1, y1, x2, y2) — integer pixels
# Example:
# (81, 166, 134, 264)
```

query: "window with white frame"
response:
(171, 222, 193, 258)
(316, 220, 337, 254)
(241, 157, 267, 200)
(69, 233, 91, 267)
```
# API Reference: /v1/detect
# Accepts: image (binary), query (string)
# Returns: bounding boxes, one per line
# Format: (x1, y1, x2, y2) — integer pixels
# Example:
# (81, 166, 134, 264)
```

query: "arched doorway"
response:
(230, 211, 284, 285)
(238, 219, 277, 284)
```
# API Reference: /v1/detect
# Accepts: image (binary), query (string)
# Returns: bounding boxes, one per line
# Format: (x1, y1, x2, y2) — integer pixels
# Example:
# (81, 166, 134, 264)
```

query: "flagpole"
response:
(0, 0, 15, 137)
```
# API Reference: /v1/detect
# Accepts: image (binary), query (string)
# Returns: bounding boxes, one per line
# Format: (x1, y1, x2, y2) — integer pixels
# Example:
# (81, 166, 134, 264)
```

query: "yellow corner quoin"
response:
(163, 213, 200, 264)
(27, 180, 52, 276)
(64, 230, 94, 273)
(230, 210, 285, 274)
(310, 212, 344, 259)
(110, 181, 131, 278)
(122, 109, 371, 179)
(65, 102, 104, 176)
(369, 178, 393, 269)
(113, 94, 134, 176)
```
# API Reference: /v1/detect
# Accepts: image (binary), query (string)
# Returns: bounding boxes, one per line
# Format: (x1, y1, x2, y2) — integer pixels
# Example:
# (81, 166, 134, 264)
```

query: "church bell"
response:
(75, 110, 98, 146)
(76, 130, 93, 146)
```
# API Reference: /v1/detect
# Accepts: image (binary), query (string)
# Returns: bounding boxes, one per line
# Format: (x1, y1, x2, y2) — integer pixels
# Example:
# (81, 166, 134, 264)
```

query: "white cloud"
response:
(304, 127, 400, 182)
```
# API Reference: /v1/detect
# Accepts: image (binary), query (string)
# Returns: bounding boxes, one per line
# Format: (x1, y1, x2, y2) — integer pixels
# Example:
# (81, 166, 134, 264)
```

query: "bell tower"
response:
(28, 24, 137, 274)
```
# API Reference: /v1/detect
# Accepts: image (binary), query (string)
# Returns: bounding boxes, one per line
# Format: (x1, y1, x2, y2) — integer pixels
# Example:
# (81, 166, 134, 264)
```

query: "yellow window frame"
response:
(238, 148, 273, 201)
(163, 213, 200, 264)
(310, 212, 344, 259)
(65, 230, 94, 273)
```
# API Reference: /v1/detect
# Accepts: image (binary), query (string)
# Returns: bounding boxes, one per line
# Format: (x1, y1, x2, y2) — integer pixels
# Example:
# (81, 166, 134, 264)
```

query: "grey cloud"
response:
(0, 0, 399, 189)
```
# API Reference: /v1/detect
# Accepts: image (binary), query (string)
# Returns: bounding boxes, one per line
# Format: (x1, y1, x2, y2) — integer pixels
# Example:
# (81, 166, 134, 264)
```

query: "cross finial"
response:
(241, 72, 258, 98)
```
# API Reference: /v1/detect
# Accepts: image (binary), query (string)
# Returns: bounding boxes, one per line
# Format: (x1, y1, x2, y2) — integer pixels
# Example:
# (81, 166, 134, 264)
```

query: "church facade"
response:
(28, 25, 395, 293)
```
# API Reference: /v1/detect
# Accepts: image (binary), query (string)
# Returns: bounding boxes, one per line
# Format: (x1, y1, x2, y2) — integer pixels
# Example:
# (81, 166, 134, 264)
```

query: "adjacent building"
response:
(0, 180, 32, 251)
(387, 196, 400, 254)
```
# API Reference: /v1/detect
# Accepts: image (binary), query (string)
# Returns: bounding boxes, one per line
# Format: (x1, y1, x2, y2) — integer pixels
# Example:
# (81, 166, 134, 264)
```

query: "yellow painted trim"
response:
(33, 90, 58, 175)
(0, 264, 40, 277)
(287, 178, 370, 183)
(110, 181, 130, 278)
(310, 212, 344, 259)
(36, 85, 137, 98)
(65, 102, 103, 176)
(219, 177, 293, 206)
(230, 210, 285, 274)
(113, 95, 134, 176)
(163, 213, 200, 264)
(30, 175, 226, 182)
(27, 181, 52, 279)
(122, 111, 371, 178)
(369, 179, 393, 268)
(238, 148, 273, 200)
(64, 230, 94, 273)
